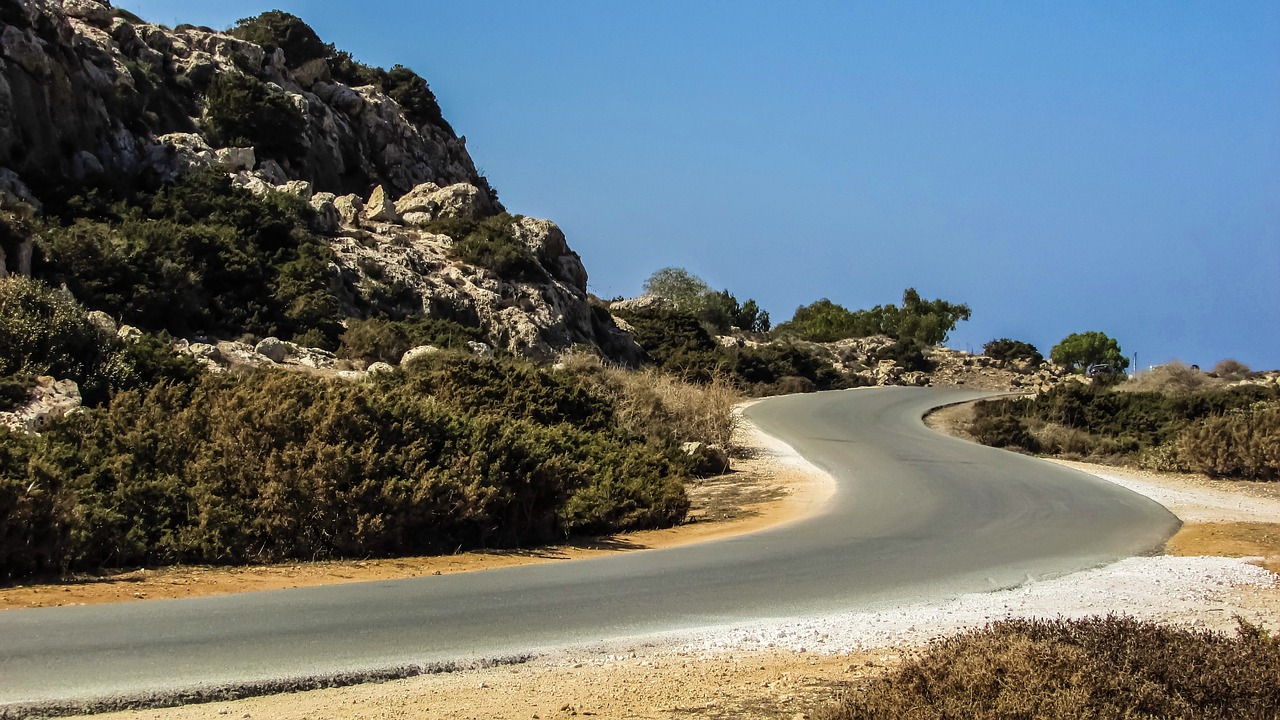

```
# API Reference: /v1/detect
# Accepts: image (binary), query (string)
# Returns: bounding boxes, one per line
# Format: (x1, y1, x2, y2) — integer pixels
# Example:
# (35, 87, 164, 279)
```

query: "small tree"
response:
(643, 267, 711, 311)
(228, 11, 328, 68)
(775, 298, 859, 342)
(1050, 331, 1129, 373)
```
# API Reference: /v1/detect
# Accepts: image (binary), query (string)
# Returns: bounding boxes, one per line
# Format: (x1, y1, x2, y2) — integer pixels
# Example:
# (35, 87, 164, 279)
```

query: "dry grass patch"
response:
(819, 616, 1280, 720)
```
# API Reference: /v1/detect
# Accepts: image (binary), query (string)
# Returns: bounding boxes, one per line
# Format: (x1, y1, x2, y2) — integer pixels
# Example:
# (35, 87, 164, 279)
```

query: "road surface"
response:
(0, 387, 1179, 713)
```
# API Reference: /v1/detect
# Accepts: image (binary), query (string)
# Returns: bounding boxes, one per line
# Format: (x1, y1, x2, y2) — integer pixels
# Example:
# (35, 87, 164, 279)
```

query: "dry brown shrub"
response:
(819, 616, 1280, 720)
(608, 368, 741, 450)
(555, 350, 741, 451)
(1175, 403, 1280, 480)
(1213, 358, 1253, 381)
(1031, 422, 1094, 457)
(1120, 360, 1222, 396)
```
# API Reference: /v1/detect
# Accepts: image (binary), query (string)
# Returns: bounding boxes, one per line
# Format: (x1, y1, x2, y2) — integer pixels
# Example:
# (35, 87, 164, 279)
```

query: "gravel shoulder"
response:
(75, 398, 1280, 720)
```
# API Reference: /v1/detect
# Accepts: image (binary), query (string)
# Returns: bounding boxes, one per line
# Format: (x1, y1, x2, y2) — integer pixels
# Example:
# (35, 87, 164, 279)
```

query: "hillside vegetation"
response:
(0, 276, 738, 580)
(970, 365, 1280, 479)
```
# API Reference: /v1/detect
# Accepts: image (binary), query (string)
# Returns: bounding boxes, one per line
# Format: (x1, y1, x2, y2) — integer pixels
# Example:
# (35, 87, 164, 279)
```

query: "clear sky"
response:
(124, 1, 1280, 370)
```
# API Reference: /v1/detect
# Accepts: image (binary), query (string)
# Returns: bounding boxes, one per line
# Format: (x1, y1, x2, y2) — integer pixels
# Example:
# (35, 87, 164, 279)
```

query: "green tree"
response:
(228, 11, 327, 67)
(775, 298, 859, 342)
(892, 288, 971, 345)
(1050, 331, 1129, 373)
(643, 267, 712, 311)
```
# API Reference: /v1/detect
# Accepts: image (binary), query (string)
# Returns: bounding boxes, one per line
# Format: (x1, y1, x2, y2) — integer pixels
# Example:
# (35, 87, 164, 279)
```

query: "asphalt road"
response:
(0, 387, 1179, 711)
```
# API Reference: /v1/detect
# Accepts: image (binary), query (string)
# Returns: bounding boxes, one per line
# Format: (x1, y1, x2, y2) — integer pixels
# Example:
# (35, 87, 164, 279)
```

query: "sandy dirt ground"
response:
(44, 401, 1280, 719)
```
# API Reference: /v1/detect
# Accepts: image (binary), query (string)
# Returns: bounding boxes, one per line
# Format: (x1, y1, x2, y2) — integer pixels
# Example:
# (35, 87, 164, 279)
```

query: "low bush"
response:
(0, 276, 200, 406)
(203, 71, 306, 161)
(228, 11, 327, 68)
(37, 169, 344, 347)
(0, 373, 34, 411)
(971, 382, 1280, 473)
(777, 289, 970, 346)
(557, 354, 741, 451)
(1212, 359, 1252, 381)
(970, 413, 1039, 452)
(820, 616, 1280, 720)
(443, 214, 545, 282)
(0, 276, 111, 394)
(0, 357, 695, 579)
(982, 338, 1043, 366)
(337, 316, 482, 364)
(1122, 361, 1222, 396)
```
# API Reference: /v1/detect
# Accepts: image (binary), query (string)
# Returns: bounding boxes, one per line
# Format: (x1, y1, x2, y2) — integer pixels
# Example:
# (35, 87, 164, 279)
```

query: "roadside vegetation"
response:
(969, 353, 1280, 479)
(0, 275, 739, 582)
(820, 616, 1280, 720)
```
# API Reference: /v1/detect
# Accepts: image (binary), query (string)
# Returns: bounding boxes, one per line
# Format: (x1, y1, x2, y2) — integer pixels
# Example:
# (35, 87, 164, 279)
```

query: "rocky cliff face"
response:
(0, 0, 640, 362)
(0, 0, 483, 198)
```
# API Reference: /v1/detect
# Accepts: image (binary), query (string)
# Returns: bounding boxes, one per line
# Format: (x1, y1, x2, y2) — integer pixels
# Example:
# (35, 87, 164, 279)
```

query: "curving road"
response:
(0, 387, 1179, 712)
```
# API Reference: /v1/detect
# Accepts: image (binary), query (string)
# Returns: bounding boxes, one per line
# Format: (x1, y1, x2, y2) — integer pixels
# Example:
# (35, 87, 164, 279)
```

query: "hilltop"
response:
(0, 0, 638, 361)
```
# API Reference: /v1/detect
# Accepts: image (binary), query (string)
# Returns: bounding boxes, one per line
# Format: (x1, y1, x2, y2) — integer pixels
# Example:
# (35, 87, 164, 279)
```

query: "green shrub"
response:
(775, 298, 862, 342)
(1050, 330, 1129, 373)
(0, 361, 691, 578)
(777, 289, 969, 345)
(338, 316, 483, 364)
(204, 71, 306, 160)
(971, 382, 1280, 471)
(0, 276, 110, 387)
(871, 339, 934, 372)
(971, 413, 1040, 452)
(228, 11, 327, 67)
(37, 169, 343, 346)
(727, 342, 845, 393)
(819, 616, 1280, 720)
(0, 373, 35, 411)
(982, 338, 1043, 365)
(444, 214, 545, 281)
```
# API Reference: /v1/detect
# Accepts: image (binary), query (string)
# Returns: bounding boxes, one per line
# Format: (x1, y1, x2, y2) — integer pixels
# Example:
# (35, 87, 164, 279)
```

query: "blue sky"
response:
(125, 1, 1280, 369)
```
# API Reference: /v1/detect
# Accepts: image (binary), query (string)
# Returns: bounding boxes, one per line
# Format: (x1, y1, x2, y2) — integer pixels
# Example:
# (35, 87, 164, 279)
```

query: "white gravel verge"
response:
(663, 555, 1275, 656)
(605, 432, 1280, 658)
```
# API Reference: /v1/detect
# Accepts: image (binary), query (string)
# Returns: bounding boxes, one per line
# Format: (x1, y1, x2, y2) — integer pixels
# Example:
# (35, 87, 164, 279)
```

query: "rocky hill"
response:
(0, 0, 639, 362)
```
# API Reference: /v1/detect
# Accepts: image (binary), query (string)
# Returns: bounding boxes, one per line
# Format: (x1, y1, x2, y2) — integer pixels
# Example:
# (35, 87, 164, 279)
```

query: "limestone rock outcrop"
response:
(0, 376, 82, 433)
(0, 0, 490, 200)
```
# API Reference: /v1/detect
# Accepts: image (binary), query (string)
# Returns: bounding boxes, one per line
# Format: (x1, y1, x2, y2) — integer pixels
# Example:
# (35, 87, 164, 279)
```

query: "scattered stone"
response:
(400, 345, 440, 365)
(254, 337, 295, 363)
(364, 185, 400, 223)
(0, 377, 82, 434)
(86, 310, 116, 335)
(682, 442, 731, 477)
